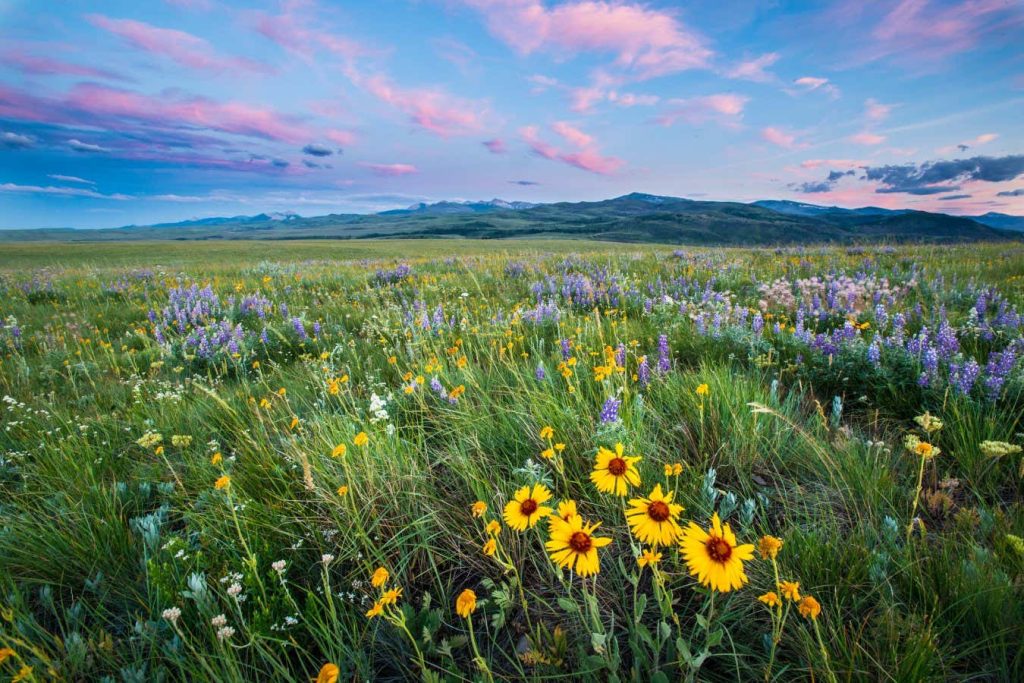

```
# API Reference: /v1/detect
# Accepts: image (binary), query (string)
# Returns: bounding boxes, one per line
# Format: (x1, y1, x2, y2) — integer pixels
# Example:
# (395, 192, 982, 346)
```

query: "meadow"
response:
(1, 239, 1023, 682)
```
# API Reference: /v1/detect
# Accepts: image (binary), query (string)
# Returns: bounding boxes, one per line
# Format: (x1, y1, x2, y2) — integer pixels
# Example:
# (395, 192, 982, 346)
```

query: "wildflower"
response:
(215, 475, 231, 490)
(979, 440, 1021, 458)
(798, 595, 821, 620)
(503, 484, 553, 531)
(365, 601, 384, 618)
(272, 560, 287, 574)
(599, 396, 621, 423)
(471, 501, 487, 517)
(483, 538, 497, 556)
(353, 431, 369, 447)
(12, 666, 31, 683)
(625, 484, 684, 546)
(322, 554, 335, 565)
(695, 383, 709, 397)
(171, 435, 193, 448)
(371, 567, 389, 588)
(162, 607, 181, 625)
(545, 515, 612, 576)
(380, 587, 403, 605)
(136, 431, 162, 449)
(337, 485, 349, 496)
(317, 663, 340, 683)
(541, 447, 555, 459)
(0, 648, 14, 664)
(637, 549, 662, 568)
(758, 591, 780, 607)
(211, 614, 227, 628)
(914, 412, 943, 433)
(904, 434, 940, 459)
(555, 499, 578, 522)
(331, 444, 347, 458)
(758, 535, 783, 560)
(211, 452, 223, 465)
(485, 520, 501, 535)
(456, 589, 478, 618)
(779, 581, 801, 601)
(590, 443, 642, 496)
(539, 426, 554, 440)
(679, 513, 755, 592)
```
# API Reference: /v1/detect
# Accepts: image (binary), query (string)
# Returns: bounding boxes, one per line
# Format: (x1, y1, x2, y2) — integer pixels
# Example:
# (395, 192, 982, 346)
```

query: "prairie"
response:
(1, 239, 1023, 682)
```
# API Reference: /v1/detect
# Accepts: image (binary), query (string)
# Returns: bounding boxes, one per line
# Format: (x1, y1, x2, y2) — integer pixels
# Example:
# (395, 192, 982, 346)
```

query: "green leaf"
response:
(707, 628, 723, 648)
(557, 597, 579, 613)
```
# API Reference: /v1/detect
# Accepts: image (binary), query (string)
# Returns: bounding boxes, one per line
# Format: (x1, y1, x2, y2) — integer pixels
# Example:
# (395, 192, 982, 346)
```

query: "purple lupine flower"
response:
(535, 364, 546, 381)
(751, 312, 764, 336)
(599, 397, 621, 424)
(291, 317, 307, 341)
(868, 340, 881, 366)
(637, 356, 650, 387)
(615, 343, 626, 367)
(949, 359, 981, 396)
(560, 338, 572, 360)
(657, 334, 671, 373)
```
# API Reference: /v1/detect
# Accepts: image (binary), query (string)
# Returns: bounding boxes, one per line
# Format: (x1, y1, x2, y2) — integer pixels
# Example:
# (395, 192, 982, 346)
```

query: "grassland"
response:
(1, 239, 1023, 682)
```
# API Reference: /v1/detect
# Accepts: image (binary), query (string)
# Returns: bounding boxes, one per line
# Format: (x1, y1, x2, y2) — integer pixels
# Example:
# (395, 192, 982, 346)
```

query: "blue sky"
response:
(1, 0, 1022, 228)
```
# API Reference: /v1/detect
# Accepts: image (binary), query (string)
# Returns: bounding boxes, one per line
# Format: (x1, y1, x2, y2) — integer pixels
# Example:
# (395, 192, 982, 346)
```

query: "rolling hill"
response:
(0, 193, 1018, 244)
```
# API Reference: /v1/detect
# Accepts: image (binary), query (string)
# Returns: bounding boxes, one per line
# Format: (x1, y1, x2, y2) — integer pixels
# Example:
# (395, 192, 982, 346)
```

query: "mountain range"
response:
(2, 193, 1021, 244)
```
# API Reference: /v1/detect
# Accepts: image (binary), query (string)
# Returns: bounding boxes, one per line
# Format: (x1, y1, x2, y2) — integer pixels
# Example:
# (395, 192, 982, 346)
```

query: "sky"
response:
(1, 0, 1023, 229)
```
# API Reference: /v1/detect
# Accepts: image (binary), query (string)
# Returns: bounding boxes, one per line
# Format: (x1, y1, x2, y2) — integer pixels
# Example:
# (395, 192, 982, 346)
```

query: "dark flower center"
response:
(520, 498, 538, 515)
(607, 457, 627, 476)
(705, 536, 732, 563)
(568, 531, 592, 552)
(647, 500, 671, 522)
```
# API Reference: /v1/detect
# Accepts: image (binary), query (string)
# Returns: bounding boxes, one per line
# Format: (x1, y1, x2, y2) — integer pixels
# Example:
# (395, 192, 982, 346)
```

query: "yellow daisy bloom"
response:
(758, 591, 780, 607)
(485, 520, 501, 535)
(590, 443, 642, 496)
(214, 475, 231, 490)
(365, 601, 384, 618)
(316, 663, 340, 683)
(482, 538, 497, 556)
(625, 484, 684, 546)
(456, 589, 477, 618)
(555, 499, 578, 523)
(545, 515, 612, 576)
(758, 535, 783, 560)
(370, 566, 389, 588)
(798, 595, 821, 620)
(380, 587, 403, 605)
(539, 426, 554, 440)
(679, 513, 755, 593)
(637, 549, 662, 568)
(503, 484, 553, 531)
(353, 431, 369, 447)
(779, 580, 801, 602)
(471, 501, 487, 517)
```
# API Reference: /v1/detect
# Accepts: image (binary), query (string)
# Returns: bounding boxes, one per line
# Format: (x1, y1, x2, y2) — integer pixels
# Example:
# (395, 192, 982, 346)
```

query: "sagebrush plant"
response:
(0, 239, 1022, 681)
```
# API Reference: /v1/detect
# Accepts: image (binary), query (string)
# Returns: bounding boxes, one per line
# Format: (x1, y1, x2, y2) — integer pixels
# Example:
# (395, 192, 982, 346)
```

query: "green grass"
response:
(0, 239, 1022, 682)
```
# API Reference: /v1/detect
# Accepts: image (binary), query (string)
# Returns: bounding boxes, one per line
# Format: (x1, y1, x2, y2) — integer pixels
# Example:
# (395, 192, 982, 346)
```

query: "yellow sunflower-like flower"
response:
(539, 426, 554, 440)
(456, 589, 477, 618)
(758, 591, 780, 607)
(471, 501, 487, 517)
(625, 484, 684, 546)
(503, 484, 553, 531)
(214, 475, 231, 490)
(545, 515, 612, 576)
(590, 443, 642, 496)
(353, 431, 369, 447)
(482, 538, 497, 556)
(380, 587, 403, 605)
(365, 601, 384, 618)
(679, 513, 755, 592)
(779, 580, 801, 602)
(555, 499, 578, 523)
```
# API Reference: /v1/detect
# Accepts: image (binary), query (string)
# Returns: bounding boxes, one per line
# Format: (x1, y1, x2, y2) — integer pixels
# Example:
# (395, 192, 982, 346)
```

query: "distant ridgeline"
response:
(2, 193, 1021, 244)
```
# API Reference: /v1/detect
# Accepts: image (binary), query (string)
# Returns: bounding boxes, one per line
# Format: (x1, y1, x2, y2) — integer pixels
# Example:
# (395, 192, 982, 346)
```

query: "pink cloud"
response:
(457, 0, 712, 80)
(0, 82, 311, 144)
(519, 123, 622, 175)
(351, 71, 486, 137)
(2, 51, 127, 81)
(849, 132, 887, 145)
(359, 162, 418, 177)
(761, 127, 807, 149)
(864, 98, 892, 121)
(88, 15, 270, 74)
(724, 52, 779, 82)
(791, 76, 840, 98)
(551, 121, 594, 148)
(326, 129, 356, 146)
(607, 91, 659, 107)
(483, 138, 507, 154)
(249, 6, 373, 62)
(657, 94, 747, 127)
(800, 159, 864, 169)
